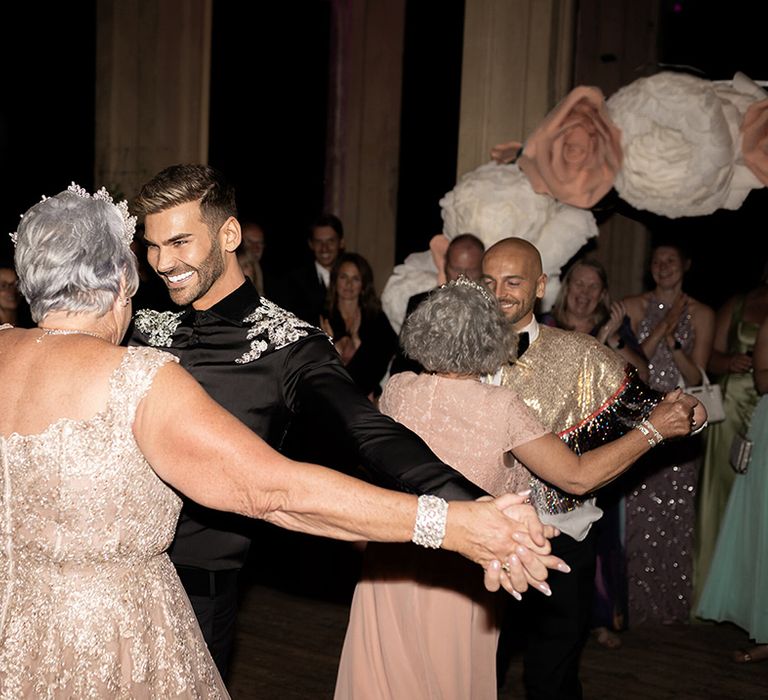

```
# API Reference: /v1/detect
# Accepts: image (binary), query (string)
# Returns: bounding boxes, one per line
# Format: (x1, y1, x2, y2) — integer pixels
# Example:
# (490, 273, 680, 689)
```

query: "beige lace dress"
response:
(0, 345, 228, 698)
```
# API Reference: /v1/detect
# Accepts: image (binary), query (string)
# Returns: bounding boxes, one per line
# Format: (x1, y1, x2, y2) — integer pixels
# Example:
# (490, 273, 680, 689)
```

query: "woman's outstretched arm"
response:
(133, 361, 566, 592)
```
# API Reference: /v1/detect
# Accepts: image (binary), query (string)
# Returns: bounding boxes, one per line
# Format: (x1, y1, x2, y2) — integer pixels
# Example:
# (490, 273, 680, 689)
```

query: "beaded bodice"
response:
(638, 296, 695, 392)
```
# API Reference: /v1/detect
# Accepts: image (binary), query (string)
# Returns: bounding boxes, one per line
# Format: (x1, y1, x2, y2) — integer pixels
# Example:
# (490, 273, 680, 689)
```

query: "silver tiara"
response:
(9, 182, 137, 247)
(446, 274, 496, 304)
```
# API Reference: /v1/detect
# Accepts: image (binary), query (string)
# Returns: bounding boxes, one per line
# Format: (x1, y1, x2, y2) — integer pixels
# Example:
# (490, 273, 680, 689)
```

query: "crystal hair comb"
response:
(9, 182, 137, 247)
(449, 274, 496, 303)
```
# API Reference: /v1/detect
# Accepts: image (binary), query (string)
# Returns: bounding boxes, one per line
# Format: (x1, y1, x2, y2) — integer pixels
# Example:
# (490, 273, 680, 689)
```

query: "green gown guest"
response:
(693, 284, 768, 607)
(696, 315, 768, 663)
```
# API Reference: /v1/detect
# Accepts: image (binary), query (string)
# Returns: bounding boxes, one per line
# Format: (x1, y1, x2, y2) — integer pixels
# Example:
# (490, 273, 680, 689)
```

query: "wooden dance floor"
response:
(227, 528, 768, 699)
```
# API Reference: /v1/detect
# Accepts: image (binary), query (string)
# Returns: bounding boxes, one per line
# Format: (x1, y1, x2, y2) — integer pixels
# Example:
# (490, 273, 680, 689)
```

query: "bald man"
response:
(482, 238, 662, 700)
(443, 233, 485, 282)
(390, 233, 485, 375)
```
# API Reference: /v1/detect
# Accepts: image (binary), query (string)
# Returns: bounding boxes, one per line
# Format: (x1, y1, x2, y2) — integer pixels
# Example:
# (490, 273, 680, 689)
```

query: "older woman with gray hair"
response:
(0, 186, 566, 697)
(335, 277, 697, 700)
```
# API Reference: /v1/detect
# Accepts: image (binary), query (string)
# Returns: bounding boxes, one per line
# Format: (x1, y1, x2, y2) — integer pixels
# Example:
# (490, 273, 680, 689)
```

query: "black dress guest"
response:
(321, 253, 397, 399)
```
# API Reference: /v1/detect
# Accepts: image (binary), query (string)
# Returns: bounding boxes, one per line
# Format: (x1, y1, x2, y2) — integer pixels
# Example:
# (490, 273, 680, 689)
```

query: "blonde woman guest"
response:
(543, 258, 649, 381)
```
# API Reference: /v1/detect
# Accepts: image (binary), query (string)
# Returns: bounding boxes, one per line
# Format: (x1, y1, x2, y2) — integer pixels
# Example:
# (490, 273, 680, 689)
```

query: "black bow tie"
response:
(516, 331, 530, 357)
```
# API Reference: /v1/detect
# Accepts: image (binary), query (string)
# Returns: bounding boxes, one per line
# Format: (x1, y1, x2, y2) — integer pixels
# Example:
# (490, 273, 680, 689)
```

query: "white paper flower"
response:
(608, 71, 764, 218)
(381, 249, 440, 334)
(439, 162, 598, 309)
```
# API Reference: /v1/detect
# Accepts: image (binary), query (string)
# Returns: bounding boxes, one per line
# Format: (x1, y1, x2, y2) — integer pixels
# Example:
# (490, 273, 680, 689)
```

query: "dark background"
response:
(0, 1, 96, 266)
(1, 0, 767, 309)
(207, 1, 332, 273)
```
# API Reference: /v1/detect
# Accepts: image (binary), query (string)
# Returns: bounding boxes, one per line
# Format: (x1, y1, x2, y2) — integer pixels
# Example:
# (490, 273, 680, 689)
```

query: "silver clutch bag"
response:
(729, 432, 753, 474)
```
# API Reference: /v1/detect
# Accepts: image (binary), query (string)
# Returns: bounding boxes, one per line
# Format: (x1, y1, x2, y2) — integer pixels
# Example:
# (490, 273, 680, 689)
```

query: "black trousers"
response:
(176, 565, 240, 681)
(497, 528, 598, 700)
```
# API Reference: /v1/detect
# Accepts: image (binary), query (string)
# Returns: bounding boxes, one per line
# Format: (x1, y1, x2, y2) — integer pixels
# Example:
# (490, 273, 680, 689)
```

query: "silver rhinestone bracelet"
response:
(644, 418, 664, 444)
(411, 495, 449, 549)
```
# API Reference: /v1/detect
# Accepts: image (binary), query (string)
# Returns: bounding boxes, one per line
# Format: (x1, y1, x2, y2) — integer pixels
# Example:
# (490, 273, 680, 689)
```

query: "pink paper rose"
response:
(517, 86, 623, 209)
(742, 98, 768, 186)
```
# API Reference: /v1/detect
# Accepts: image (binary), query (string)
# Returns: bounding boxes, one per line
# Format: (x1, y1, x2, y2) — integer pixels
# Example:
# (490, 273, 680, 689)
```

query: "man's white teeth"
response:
(168, 271, 194, 283)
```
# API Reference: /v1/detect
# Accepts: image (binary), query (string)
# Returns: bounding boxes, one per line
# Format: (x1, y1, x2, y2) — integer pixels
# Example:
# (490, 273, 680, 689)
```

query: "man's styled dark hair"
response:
(310, 213, 344, 240)
(132, 164, 238, 236)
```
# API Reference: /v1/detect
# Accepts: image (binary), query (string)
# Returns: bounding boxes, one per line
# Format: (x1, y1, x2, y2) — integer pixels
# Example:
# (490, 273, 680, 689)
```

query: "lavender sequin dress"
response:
(624, 298, 701, 624)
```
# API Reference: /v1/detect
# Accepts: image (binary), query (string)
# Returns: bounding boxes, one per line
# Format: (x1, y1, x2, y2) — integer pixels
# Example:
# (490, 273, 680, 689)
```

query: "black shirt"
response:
(129, 280, 484, 570)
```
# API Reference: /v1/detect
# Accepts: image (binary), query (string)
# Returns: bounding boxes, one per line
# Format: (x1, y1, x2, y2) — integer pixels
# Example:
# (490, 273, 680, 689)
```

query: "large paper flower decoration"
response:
(515, 86, 623, 209)
(439, 162, 598, 308)
(608, 71, 765, 217)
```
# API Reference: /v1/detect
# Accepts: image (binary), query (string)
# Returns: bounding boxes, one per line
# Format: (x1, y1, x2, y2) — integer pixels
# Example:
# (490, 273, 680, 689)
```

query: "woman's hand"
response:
(646, 388, 697, 439)
(596, 301, 626, 345)
(335, 336, 358, 365)
(335, 308, 361, 363)
(445, 493, 569, 598)
(347, 307, 362, 340)
(690, 397, 708, 433)
(728, 352, 754, 374)
(663, 294, 688, 337)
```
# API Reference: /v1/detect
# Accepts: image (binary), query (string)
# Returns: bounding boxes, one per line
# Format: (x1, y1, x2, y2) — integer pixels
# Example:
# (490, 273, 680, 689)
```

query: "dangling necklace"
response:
(36, 327, 109, 343)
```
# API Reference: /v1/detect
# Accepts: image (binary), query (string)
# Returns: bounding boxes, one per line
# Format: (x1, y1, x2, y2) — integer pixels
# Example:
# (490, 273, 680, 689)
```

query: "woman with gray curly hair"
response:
(0, 187, 568, 698)
(400, 275, 517, 375)
(336, 277, 697, 700)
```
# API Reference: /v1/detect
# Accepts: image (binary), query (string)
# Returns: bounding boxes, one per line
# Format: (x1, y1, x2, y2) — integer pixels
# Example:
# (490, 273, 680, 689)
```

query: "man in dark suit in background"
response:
(278, 213, 345, 325)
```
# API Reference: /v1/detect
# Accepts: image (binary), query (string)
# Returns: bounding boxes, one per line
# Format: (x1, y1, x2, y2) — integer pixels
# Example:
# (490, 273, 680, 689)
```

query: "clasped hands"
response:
(662, 294, 689, 348)
(449, 492, 569, 600)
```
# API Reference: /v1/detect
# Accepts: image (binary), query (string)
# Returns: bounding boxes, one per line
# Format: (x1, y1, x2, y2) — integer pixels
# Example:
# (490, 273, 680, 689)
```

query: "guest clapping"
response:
(321, 252, 397, 400)
(543, 258, 648, 380)
(621, 240, 715, 624)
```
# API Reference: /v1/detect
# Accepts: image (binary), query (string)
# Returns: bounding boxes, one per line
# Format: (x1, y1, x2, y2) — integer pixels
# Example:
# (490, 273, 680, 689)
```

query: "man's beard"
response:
(498, 297, 534, 327)
(165, 241, 226, 306)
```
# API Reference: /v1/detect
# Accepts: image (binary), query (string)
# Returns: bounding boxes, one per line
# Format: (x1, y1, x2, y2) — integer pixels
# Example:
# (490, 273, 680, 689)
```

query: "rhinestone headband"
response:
(445, 274, 496, 304)
(9, 182, 137, 247)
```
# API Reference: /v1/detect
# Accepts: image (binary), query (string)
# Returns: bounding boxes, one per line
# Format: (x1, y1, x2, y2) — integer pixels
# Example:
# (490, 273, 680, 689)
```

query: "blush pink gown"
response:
(334, 372, 546, 700)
